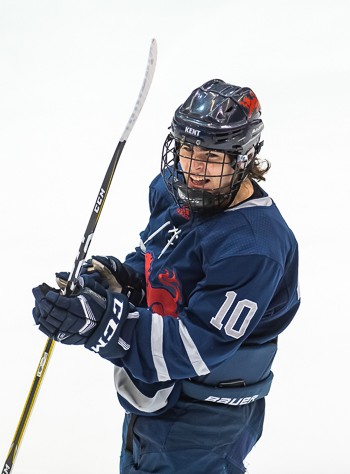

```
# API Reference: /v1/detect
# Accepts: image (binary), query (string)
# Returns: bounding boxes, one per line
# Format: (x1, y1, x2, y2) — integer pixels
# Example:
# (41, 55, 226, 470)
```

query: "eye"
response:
(207, 152, 225, 163)
(182, 144, 193, 152)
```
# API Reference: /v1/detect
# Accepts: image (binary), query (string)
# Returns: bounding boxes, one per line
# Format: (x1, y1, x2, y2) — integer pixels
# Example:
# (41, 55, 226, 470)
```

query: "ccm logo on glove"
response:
(90, 298, 123, 353)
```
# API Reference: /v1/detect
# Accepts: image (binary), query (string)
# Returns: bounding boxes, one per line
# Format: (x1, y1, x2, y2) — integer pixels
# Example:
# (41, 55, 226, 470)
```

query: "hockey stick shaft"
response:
(1, 337, 55, 474)
(67, 38, 157, 293)
(2, 38, 157, 474)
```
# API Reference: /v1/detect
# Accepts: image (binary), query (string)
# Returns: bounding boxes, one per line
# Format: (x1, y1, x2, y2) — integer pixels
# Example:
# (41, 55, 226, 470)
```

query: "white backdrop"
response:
(1, 1, 349, 473)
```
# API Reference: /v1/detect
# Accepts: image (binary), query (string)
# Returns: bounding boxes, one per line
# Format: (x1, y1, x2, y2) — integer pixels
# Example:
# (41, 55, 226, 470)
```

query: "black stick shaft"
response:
(66, 139, 126, 294)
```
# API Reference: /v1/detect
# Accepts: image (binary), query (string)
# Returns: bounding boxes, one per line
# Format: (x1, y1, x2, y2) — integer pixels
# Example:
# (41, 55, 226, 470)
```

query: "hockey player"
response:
(32, 79, 300, 473)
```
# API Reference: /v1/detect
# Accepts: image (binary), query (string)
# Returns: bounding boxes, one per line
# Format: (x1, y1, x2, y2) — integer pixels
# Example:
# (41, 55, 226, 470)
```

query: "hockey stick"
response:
(1, 38, 157, 474)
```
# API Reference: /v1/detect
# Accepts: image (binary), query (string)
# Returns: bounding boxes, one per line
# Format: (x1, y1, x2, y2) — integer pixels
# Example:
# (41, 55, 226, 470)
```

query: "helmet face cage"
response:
(161, 134, 254, 213)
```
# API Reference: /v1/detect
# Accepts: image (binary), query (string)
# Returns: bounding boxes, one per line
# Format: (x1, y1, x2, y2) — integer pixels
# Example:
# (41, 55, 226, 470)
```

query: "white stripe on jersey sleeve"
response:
(114, 366, 175, 413)
(151, 313, 171, 381)
(178, 319, 210, 376)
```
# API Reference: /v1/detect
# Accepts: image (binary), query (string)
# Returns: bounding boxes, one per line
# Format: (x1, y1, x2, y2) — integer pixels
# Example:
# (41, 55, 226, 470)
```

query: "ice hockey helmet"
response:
(161, 79, 264, 212)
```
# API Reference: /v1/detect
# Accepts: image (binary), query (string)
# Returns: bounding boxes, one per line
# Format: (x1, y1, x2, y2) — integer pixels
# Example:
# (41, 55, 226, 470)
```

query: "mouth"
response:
(188, 175, 210, 189)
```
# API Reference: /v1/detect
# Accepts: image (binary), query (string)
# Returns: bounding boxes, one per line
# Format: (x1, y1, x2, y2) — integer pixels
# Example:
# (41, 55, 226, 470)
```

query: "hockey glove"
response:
(83, 255, 145, 306)
(55, 269, 108, 293)
(32, 279, 132, 359)
(55, 256, 144, 306)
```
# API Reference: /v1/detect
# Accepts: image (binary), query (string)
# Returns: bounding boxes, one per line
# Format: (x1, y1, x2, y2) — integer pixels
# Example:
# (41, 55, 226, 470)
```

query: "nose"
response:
(191, 154, 206, 173)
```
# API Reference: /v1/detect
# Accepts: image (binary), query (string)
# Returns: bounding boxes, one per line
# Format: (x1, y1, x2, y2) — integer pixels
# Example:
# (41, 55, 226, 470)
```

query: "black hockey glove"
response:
(54, 256, 144, 307)
(54, 270, 108, 293)
(83, 255, 145, 306)
(32, 276, 133, 359)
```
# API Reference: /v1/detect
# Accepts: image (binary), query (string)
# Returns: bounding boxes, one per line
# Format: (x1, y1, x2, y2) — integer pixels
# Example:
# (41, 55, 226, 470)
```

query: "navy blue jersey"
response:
(109, 174, 300, 414)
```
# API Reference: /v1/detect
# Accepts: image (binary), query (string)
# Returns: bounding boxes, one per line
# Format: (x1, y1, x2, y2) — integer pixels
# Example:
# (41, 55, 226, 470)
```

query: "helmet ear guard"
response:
(232, 141, 264, 171)
(254, 140, 264, 156)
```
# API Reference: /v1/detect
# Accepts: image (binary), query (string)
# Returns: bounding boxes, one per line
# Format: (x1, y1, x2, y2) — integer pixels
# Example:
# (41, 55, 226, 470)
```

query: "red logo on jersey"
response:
(239, 91, 260, 118)
(145, 252, 182, 318)
(177, 206, 191, 220)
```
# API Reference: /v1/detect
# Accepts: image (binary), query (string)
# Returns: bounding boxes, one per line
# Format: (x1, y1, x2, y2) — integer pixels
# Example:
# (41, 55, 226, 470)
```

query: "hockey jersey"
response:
(108, 174, 300, 415)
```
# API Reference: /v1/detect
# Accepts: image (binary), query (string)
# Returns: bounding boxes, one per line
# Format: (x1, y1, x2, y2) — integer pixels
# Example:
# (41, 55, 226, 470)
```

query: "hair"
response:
(249, 156, 271, 182)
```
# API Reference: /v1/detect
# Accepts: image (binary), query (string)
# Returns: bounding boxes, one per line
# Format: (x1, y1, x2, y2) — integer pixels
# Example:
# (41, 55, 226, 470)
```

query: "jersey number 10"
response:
(210, 291, 257, 339)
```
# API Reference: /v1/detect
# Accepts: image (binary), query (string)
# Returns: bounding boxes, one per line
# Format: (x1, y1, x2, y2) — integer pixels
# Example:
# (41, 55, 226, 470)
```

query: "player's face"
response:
(179, 144, 234, 192)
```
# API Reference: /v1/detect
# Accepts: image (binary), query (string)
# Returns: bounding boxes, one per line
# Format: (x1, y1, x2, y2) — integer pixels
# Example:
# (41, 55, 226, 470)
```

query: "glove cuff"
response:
(85, 292, 131, 359)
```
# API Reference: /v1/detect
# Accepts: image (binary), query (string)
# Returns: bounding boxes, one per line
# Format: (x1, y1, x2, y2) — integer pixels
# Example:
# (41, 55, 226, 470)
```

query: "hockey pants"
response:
(119, 396, 265, 474)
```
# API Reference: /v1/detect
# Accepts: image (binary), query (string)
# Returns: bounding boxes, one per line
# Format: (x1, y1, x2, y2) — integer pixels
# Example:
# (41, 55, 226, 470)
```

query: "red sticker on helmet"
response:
(239, 92, 260, 118)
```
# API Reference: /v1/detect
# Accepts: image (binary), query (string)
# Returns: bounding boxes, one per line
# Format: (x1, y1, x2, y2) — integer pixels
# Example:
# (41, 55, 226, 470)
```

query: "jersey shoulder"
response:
(196, 190, 297, 266)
